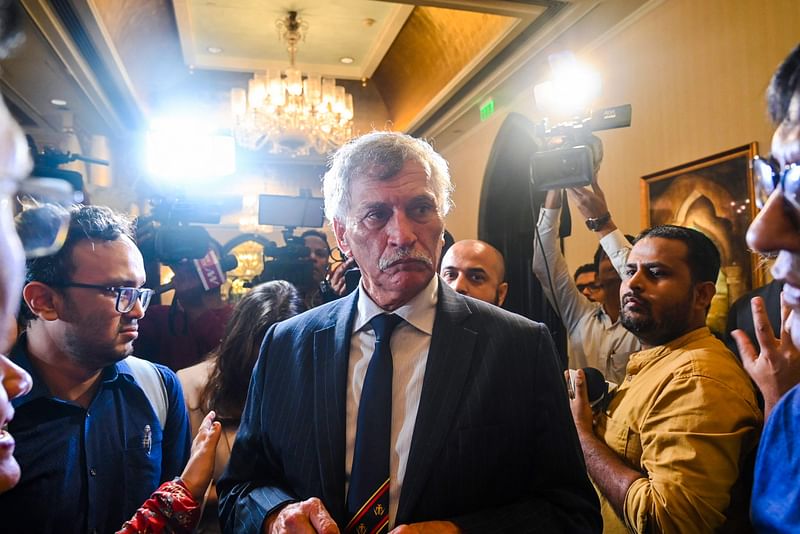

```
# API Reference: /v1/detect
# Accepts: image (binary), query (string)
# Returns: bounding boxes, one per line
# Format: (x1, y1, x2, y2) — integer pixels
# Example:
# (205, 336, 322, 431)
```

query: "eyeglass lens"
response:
(753, 156, 800, 210)
(15, 178, 78, 258)
(116, 288, 153, 313)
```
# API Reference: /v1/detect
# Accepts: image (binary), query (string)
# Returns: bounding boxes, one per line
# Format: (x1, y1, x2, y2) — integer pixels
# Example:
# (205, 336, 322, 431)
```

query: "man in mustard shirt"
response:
(568, 224, 761, 533)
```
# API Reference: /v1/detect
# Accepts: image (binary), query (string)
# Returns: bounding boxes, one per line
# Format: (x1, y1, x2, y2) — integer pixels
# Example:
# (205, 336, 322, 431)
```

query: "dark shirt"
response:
(0, 336, 191, 534)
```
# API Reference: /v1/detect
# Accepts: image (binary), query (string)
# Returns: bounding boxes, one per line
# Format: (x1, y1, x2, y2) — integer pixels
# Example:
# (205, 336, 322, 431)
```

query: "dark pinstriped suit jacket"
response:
(218, 280, 601, 533)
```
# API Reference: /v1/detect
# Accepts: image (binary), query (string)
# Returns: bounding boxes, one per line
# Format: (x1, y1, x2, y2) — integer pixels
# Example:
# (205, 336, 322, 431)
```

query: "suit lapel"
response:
(396, 283, 476, 521)
(313, 292, 358, 523)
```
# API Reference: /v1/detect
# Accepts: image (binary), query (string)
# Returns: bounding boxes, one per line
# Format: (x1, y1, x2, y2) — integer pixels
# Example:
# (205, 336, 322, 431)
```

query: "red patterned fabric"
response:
(117, 479, 201, 534)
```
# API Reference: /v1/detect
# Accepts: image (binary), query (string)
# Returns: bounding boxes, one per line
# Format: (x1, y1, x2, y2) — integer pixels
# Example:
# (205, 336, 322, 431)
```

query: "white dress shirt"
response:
(346, 275, 438, 527)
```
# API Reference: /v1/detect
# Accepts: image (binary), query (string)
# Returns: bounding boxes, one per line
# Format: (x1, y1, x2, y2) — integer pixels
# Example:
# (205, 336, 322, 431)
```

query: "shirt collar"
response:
(10, 333, 128, 408)
(354, 275, 439, 336)
(627, 326, 713, 375)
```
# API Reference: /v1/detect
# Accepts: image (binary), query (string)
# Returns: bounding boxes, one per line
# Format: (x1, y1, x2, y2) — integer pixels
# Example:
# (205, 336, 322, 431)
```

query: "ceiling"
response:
(2, 0, 651, 178)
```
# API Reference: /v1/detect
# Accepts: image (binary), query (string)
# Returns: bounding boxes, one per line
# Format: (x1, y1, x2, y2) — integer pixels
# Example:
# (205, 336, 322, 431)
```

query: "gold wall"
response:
(441, 0, 799, 270)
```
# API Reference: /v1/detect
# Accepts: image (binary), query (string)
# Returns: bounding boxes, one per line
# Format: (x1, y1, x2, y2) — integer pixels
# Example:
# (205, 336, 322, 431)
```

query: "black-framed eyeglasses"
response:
(577, 283, 601, 293)
(751, 155, 800, 210)
(55, 282, 154, 313)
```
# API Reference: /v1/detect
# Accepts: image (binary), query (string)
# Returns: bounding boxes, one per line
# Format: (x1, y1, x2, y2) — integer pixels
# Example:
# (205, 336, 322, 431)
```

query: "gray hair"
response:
(322, 131, 453, 223)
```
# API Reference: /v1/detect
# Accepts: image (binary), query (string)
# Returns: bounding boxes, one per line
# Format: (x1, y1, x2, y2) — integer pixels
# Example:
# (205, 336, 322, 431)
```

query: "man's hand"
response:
(565, 369, 594, 438)
(327, 257, 356, 296)
(565, 369, 643, 518)
(180, 410, 222, 501)
(390, 521, 461, 533)
(732, 294, 800, 418)
(263, 498, 339, 534)
(566, 177, 617, 236)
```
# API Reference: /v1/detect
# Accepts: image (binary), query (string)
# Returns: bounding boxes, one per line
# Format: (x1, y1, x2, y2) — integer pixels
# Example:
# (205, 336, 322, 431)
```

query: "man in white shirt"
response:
(219, 132, 601, 533)
(532, 184, 640, 384)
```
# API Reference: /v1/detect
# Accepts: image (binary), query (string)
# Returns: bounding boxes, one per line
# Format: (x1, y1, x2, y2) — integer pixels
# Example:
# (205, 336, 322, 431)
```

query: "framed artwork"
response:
(640, 143, 764, 333)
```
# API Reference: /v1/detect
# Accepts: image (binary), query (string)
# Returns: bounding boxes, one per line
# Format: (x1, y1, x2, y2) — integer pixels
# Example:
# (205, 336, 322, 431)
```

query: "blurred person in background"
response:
(439, 239, 508, 306)
(136, 240, 234, 372)
(177, 280, 303, 533)
(574, 263, 604, 304)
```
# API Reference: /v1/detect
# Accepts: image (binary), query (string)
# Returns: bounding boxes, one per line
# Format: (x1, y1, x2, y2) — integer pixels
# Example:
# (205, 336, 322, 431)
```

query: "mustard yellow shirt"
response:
(594, 327, 761, 533)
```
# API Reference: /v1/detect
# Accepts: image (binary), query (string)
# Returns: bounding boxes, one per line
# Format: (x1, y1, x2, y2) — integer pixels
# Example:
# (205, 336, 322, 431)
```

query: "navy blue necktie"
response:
(346, 313, 403, 534)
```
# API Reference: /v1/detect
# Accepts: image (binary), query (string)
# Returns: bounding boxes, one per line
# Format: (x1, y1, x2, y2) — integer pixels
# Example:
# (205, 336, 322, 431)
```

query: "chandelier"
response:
(230, 11, 354, 156)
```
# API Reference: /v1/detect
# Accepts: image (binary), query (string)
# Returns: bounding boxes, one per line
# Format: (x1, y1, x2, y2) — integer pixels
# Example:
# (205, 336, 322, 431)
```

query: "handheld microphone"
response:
(156, 251, 238, 294)
(582, 367, 610, 408)
(567, 367, 613, 409)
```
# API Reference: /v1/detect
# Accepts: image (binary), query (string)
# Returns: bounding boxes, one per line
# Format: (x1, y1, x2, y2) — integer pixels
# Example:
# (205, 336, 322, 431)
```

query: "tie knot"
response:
(369, 313, 403, 342)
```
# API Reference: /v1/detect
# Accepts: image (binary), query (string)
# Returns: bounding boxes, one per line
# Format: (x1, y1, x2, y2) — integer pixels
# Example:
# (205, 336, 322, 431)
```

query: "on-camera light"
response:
(146, 118, 236, 184)
(534, 53, 601, 117)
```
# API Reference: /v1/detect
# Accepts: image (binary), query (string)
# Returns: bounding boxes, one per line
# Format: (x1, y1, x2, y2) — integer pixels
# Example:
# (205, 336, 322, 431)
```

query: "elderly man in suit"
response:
(218, 132, 601, 534)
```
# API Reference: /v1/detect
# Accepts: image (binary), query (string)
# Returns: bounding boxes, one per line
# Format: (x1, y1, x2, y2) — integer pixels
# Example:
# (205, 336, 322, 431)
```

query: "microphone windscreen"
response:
(221, 254, 238, 272)
(582, 367, 608, 405)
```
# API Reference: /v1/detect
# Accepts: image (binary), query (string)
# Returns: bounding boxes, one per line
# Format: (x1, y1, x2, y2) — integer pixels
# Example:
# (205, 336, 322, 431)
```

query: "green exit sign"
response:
(479, 98, 495, 121)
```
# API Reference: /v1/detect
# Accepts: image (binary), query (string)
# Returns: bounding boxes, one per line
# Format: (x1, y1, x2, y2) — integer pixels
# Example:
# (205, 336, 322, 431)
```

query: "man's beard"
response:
(62, 323, 134, 371)
(620, 290, 693, 346)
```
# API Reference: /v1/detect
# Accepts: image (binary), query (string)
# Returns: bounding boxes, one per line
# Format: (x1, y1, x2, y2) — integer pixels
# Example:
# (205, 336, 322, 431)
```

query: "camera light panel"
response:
(146, 119, 236, 183)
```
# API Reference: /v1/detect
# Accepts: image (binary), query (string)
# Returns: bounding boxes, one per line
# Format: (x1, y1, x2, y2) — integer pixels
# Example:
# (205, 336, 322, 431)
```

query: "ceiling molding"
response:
(415, 0, 658, 150)
(19, 0, 124, 133)
(172, 0, 198, 68)
(400, 13, 529, 132)
(411, 0, 595, 140)
(371, 0, 552, 17)
(172, 1, 412, 80)
(361, 4, 414, 78)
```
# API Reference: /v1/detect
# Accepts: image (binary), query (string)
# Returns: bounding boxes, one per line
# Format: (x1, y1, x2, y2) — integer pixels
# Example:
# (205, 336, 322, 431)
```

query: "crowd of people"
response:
(0, 1, 798, 531)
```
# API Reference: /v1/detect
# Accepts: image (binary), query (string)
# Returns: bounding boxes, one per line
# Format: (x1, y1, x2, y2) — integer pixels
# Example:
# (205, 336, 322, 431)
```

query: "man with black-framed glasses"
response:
(0, 204, 191, 534)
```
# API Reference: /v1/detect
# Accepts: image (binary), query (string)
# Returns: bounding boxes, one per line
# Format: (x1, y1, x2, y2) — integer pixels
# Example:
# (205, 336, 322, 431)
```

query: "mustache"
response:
(622, 292, 649, 309)
(378, 249, 434, 271)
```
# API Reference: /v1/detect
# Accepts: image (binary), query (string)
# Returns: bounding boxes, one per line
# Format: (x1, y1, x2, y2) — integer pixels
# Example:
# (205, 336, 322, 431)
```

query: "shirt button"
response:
(90, 468, 97, 477)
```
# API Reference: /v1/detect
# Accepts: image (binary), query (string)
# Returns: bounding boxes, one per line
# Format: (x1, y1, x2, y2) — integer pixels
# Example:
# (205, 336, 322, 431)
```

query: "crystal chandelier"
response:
(230, 11, 354, 156)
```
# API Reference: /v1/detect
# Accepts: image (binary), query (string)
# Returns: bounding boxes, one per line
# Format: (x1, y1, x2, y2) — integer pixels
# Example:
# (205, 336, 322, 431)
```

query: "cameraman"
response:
(135, 243, 233, 371)
(300, 229, 353, 308)
(532, 178, 640, 383)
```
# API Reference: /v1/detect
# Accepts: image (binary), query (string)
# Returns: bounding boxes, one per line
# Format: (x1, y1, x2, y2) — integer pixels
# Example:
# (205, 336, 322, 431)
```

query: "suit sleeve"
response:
(217, 326, 298, 533)
(448, 323, 602, 533)
(158, 365, 191, 481)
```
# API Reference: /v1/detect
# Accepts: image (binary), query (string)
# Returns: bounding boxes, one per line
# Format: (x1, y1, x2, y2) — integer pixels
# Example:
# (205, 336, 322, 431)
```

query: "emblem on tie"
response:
(374, 504, 385, 517)
(357, 524, 367, 534)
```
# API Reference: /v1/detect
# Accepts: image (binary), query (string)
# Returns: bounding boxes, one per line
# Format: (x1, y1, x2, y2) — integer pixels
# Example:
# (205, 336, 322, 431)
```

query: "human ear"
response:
(496, 282, 509, 307)
(333, 219, 350, 257)
(22, 282, 60, 321)
(695, 281, 716, 311)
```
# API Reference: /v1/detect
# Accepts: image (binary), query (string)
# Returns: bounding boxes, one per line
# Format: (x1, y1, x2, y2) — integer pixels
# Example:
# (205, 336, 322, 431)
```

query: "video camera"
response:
(530, 104, 632, 191)
(251, 228, 316, 290)
(140, 196, 227, 264)
(27, 135, 110, 202)
(248, 193, 327, 292)
(138, 197, 238, 296)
